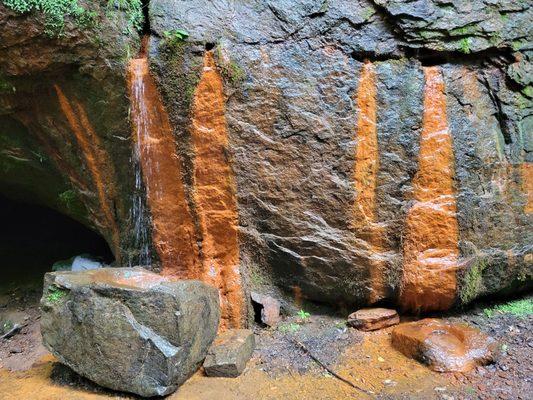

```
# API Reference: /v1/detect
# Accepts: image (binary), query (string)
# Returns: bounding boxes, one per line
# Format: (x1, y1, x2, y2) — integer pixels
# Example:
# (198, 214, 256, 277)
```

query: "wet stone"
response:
(347, 308, 400, 331)
(203, 329, 255, 378)
(40, 268, 220, 397)
(391, 319, 499, 372)
(251, 292, 281, 327)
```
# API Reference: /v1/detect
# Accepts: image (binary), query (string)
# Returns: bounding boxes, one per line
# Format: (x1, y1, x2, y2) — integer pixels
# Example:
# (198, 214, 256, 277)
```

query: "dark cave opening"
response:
(0, 194, 113, 291)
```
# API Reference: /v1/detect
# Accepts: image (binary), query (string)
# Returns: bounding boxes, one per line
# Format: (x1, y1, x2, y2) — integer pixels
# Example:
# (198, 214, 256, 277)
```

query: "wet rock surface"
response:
(347, 308, 399, 331)
(40, 268, 220, 397)
(203, 329, 255, 377)
(0, 0, 531, 314)
(391, 318, 499, 372)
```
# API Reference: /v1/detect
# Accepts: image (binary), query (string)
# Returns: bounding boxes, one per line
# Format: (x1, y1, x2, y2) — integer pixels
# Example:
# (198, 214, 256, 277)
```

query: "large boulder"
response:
(40, 268, 220, 397)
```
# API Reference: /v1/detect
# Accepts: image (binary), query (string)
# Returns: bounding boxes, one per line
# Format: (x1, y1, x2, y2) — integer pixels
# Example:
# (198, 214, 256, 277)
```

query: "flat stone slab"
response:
(203, 329, 255, 377)
(40, 268, 220, 397)
(347, 308, 400, 331)
(391, 318, 499, 372)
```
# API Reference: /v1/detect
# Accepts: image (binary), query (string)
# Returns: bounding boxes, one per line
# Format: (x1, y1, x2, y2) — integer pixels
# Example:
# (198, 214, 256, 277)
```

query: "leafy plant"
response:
(297, 309, 311, 320)
(2, 0, 97, 36)
(46, 285, 68, 303)
(278, 322, 300, 333)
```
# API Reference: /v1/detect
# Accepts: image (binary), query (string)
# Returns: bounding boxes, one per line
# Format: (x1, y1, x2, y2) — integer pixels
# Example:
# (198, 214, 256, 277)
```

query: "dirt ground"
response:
(1, 282, 531, 400)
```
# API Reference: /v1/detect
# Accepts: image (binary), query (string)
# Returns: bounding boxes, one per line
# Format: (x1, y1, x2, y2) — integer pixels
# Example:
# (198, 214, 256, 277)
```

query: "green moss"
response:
(107, 0, 143, 34)
(521, 85, 532, 98)
(483, 298, 533, 318)
(450, 23, 479, 37)
(46, 285, 68, 303)
(216, 46, 246, 84)
(0, 75, 15, 94)
(460, 259, 487, 304)
(458, 37, 471, 54)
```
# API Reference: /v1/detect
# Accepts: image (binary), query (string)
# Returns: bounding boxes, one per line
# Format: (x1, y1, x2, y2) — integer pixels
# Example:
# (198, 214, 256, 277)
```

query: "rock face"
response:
(391, 319, 499, 372)
(40, 268, 220, 397)
(347, 308, 399, 331)
(1, 1, 532, 320)
(203, 329, 255, 377)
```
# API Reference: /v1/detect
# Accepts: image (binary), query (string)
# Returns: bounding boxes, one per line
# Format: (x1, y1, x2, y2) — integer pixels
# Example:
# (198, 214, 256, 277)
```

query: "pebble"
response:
(9, 346, 22, 354)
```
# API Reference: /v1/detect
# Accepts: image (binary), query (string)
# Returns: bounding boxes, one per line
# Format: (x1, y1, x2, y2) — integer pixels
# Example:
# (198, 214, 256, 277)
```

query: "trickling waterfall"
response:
(127, 57, 201, 276)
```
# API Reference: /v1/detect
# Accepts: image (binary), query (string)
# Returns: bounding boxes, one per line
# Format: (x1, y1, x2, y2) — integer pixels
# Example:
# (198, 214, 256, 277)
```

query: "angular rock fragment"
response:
(391, 319, 499, 372)
(347, 308, 400, 331)
(251, 292, 281, 327)
(203, 329, 255, 377)
(40, 268, 220, 397)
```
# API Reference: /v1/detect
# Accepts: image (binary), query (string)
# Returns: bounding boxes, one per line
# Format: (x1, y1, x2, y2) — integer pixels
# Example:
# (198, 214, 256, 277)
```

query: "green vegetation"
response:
(1, 0, 142, 36)
(108, 0, 143, 33)
(162, 29, 189, 46)
(460, 259, 487, 304)
(216, 45, 246, 84)
(0, 74, 15, 94)
(297, 309, 311, 320)
(46, 285, 68, 303)
(458, 37, 471, 54)
(278, 322, 300, 333)
(483, 298, 533, 318)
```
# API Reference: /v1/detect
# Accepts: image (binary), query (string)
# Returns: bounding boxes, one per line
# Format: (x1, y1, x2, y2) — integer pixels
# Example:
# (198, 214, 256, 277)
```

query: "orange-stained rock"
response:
(54, 86, 121, 259)
(353, 61, 388, 304)
(347, 308, 399, 331)
(191, 52, 244, 329)
(399, 67, 459, 312)
(391, 319, 499, 372)
(127, 58, 201, 278)
(522, 163, 533, 213)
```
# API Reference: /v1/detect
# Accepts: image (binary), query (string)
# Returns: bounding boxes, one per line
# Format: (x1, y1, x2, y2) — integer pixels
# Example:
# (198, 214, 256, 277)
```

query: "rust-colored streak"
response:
(522, 163, 533, 213)
(54, 85, 121, 258)
(127, 58, 201, 277)
(353, 62, 386, 303)
(399, 67, 459, 312)
(191, 52, 244, 329)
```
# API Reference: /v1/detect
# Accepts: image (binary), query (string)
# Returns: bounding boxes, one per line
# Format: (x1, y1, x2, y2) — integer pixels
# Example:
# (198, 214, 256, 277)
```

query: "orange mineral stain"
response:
(191, 52, 244, 329)
(127, 58, 201, 278)
(54, 86, 121, 258)
(522, 163, 533, 213)
(399, 67, 459, 312)
(353, 62, 387, 303)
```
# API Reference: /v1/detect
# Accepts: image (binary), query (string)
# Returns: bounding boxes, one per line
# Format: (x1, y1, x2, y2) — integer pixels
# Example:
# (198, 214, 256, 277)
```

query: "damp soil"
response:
(0, 293, 531, 400)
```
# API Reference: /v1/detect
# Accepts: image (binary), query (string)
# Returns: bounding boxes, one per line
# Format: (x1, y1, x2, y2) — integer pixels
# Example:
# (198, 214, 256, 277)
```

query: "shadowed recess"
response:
(0, 194, 113, 290)
(399, 66, 459, 313)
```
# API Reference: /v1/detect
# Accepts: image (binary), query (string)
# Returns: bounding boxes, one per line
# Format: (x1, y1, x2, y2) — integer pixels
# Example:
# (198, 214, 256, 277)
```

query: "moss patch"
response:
(460, 258, 487, 304)
(483, 298, 533, 318)
(46, 285, 69, 303)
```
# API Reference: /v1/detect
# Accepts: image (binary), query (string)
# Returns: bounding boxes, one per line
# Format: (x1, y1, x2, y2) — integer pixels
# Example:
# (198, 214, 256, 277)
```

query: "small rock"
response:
(383, 379, 397, 387)
(251, 292, 281, 327)
(391, 319, 499, 372)
(347, 308, 399, 331)
(204, 329, 255, 377)
(9, 346, 22, 354)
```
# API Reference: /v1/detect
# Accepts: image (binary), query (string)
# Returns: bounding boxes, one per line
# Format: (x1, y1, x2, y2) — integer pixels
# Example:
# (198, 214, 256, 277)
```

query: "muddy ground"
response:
(1, 280, 531, 400)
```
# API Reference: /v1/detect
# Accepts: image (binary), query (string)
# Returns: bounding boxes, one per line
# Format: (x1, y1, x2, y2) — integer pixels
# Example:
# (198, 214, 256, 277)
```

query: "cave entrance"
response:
(0, 194, 113, 293)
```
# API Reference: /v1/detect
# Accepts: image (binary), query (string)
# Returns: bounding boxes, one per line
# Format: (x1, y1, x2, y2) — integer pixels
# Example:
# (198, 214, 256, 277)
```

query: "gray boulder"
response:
(40, 268, 220, 397)
(203, 329, 255, 377)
